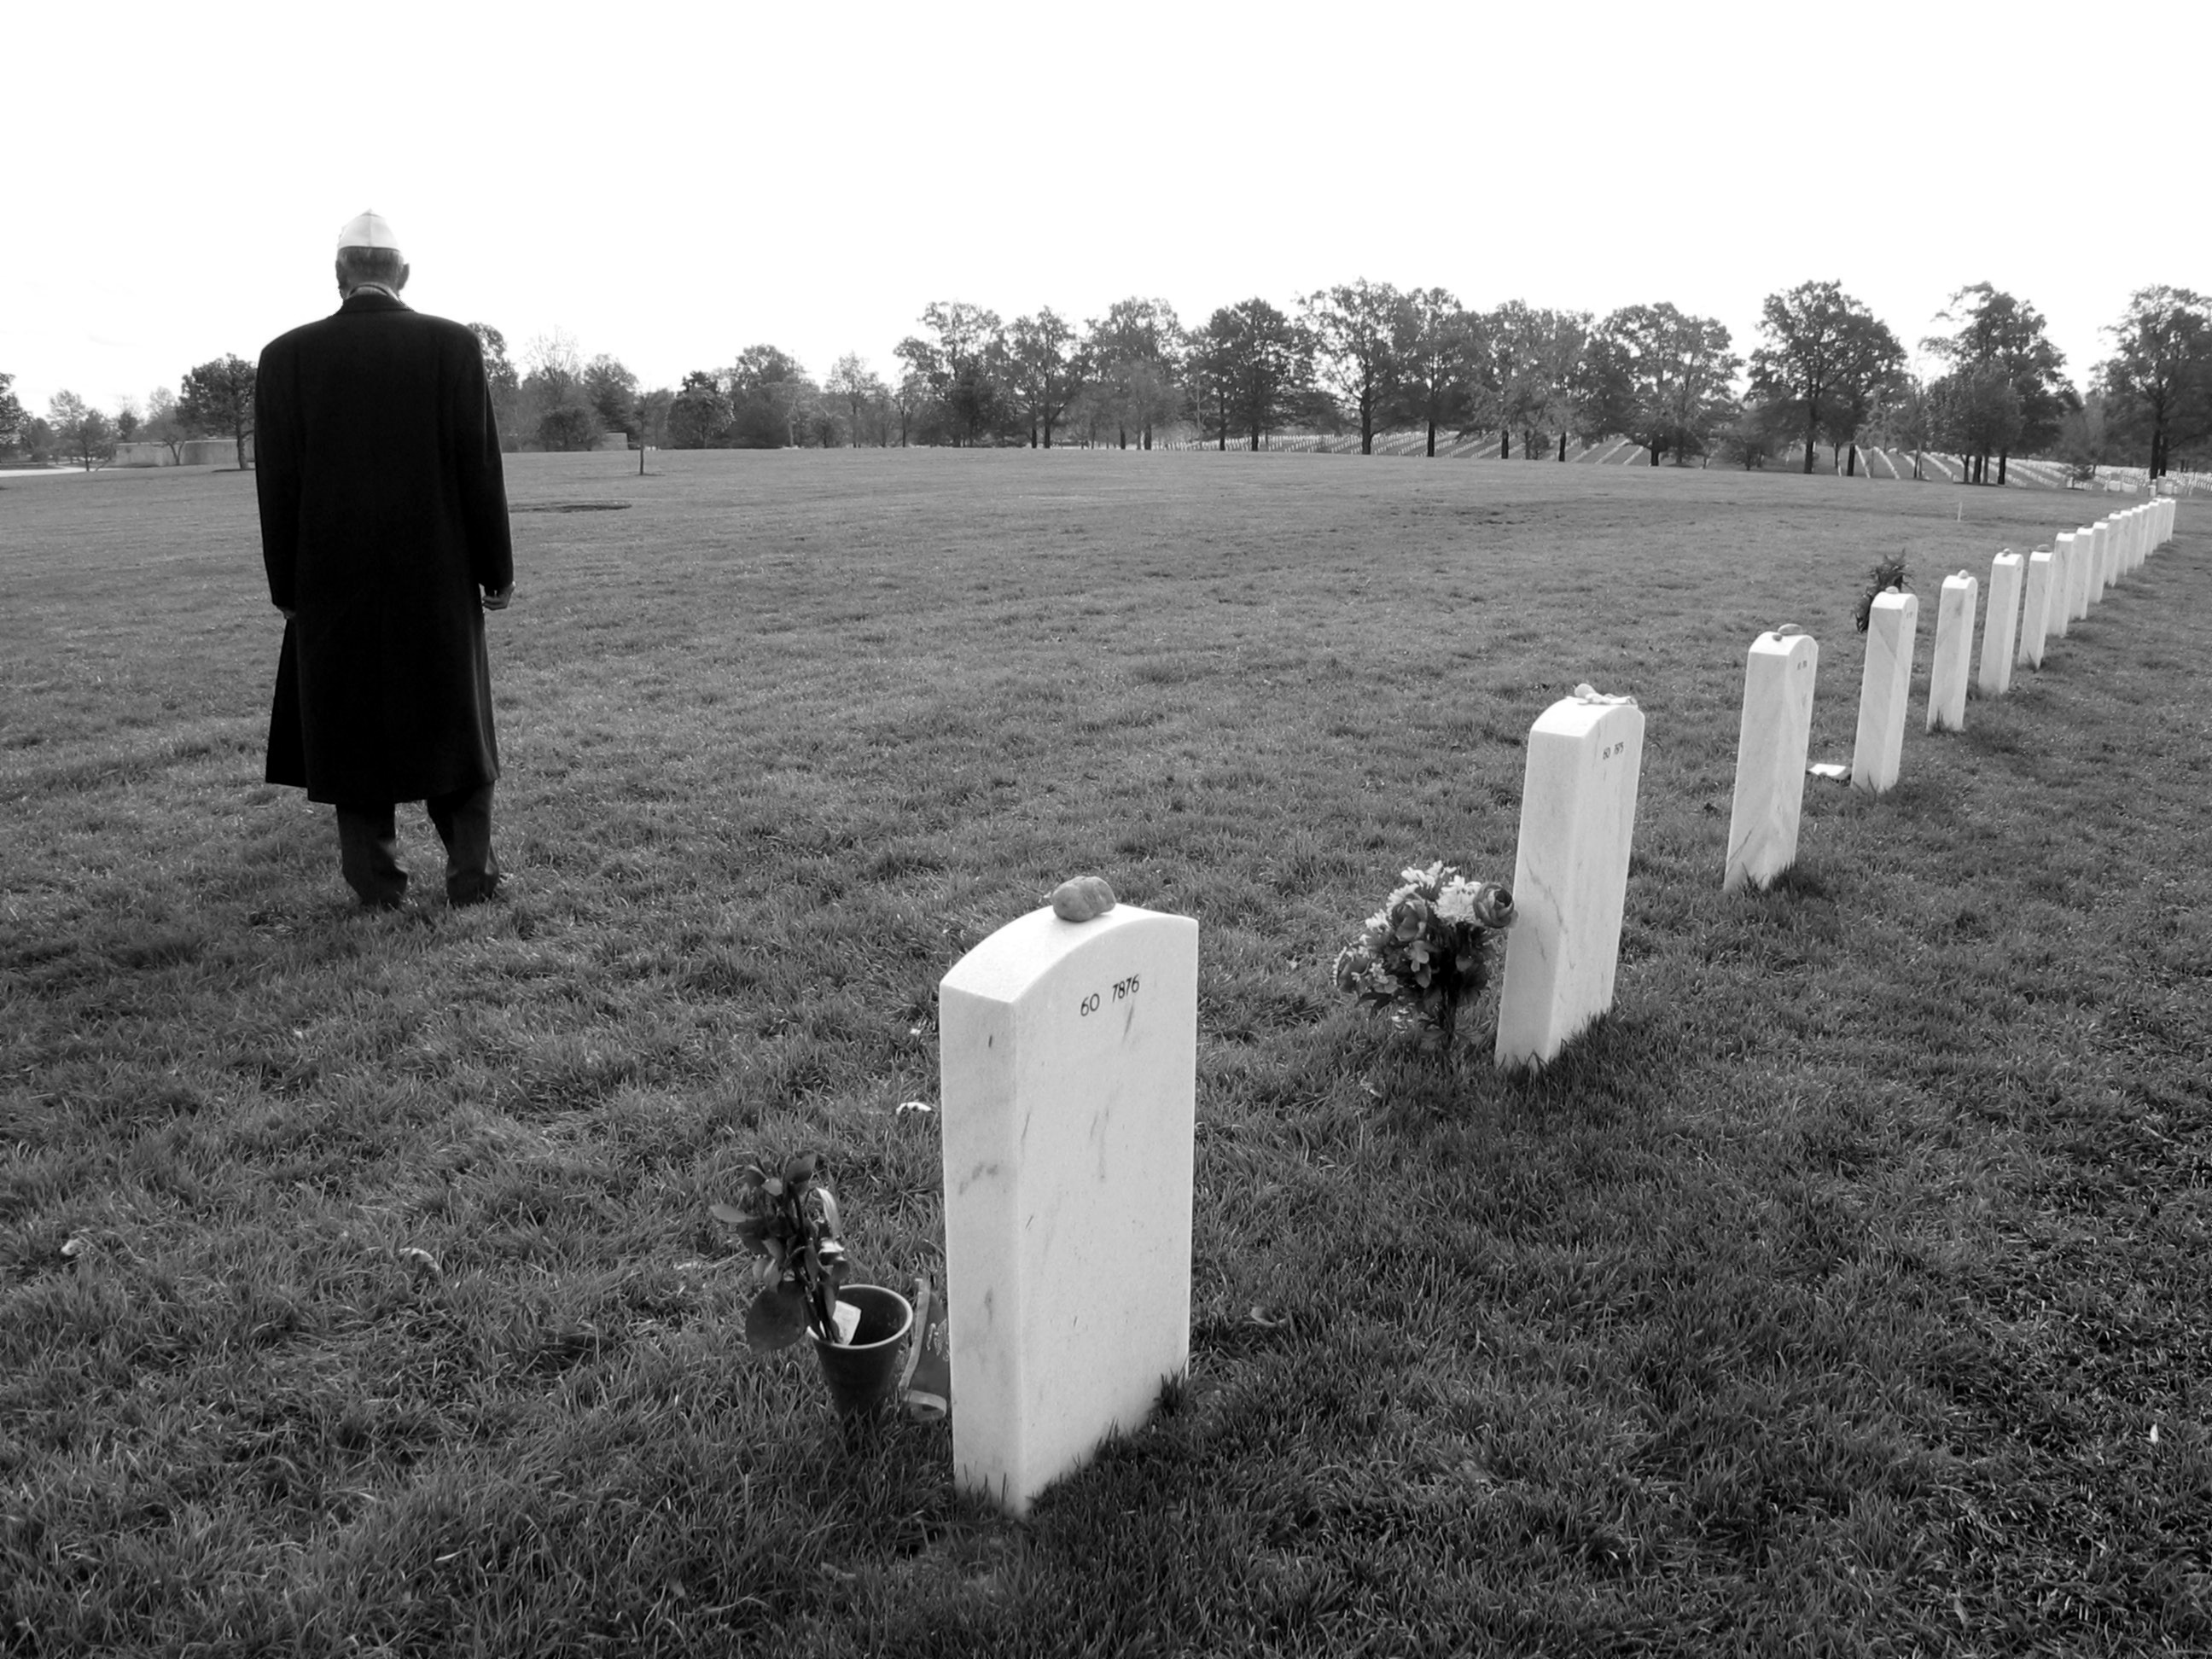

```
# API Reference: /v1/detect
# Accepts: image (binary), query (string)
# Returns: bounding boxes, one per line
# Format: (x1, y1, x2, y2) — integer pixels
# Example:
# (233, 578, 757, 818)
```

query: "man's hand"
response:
(482, 584, 514, 612)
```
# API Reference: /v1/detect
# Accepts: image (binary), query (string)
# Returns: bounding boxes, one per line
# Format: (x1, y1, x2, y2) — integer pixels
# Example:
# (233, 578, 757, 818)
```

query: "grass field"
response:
(3, 452, 2208, 1656)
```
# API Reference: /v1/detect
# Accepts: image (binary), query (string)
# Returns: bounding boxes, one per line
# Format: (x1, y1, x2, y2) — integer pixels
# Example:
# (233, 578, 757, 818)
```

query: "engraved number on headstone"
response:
(1079, 975, 1142, 1016)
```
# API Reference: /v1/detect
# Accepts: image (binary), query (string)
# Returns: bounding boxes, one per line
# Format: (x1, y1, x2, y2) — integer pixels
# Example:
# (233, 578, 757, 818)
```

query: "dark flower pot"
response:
(812, 1284, 914, 1417)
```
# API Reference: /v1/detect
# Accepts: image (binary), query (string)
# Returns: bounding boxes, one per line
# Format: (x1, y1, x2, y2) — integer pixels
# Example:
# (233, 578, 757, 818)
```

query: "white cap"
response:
(336, 210, 401, 253)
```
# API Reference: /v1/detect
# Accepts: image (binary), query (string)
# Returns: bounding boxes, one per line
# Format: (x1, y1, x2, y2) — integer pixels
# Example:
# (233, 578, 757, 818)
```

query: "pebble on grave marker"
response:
(1725, 627, 1818, 894)
(1927, 571, 1976, 733)
(1851, 591, 1918, 794)
(938, 888, 1198, 1516)
(1495, 685, 1643, 1068)
(1979, 550, 2023, 696)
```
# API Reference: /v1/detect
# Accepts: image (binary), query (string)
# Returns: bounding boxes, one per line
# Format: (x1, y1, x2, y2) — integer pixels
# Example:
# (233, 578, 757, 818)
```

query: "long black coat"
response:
(255, 290, 513, 804)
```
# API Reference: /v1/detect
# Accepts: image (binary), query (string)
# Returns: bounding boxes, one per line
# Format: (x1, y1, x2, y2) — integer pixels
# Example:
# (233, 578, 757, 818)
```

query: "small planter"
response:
(812, 1284, 914, 1417)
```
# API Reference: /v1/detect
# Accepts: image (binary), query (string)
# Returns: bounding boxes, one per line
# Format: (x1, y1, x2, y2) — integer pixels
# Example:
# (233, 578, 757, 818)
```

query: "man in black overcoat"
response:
(255, 210, 515, 908)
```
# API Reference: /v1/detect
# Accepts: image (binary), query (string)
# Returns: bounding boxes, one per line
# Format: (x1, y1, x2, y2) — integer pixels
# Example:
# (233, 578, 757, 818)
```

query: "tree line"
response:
(6, 283, 2207, 479)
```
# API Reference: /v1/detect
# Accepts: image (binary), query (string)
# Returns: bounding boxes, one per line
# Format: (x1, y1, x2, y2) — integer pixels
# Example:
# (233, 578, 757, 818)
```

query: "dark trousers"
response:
(335, 783, 500, 907)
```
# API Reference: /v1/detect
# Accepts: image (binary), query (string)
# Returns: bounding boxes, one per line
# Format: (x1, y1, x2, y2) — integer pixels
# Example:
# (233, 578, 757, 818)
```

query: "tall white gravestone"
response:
(2078, 525, 2104, 617)
(1495, 688, 1644, 1069)
(2049, 535, 2077, 638)
(1927, 572, 1977, 732)
(1724, 631, 1818, 894)
(2018, 549, 2055, 669)
(1852, 591, 1918, 793)
(938, 899, 1199, 1516)
(1980, 550, 2023, 696)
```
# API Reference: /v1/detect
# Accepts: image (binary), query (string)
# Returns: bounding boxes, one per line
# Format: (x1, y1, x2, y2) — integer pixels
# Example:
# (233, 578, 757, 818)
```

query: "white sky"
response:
(6, 1, 2203, 418)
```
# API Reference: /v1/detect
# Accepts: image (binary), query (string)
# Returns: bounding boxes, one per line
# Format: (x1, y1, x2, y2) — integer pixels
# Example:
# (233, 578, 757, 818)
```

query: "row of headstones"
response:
(1727, 495, 2176, 896)
(929, 497, 2179, 1516)
(928, 692, 1650, 1511)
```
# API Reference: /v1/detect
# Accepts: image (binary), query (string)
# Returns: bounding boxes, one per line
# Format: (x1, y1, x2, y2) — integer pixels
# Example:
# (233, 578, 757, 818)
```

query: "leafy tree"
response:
(824, 353, 888, 448)
(515, 329, 596, 451)
(1302, 279, 1411, 455)
(1922, 283, 2066, 484)
(468, 323, 518, 391)
(2096, 286, 2211, 479)
(1397, 288, 1477, 457)
(633, 387, 674, 450)
(584, 355, 638, 440)
(1007, 309, 1086, 448)
(2056, 391, 2110, 483)
(1715, 396, 1790, 470)
(1820, 318, 1906, 475)
(178, 354, 257, 467)
(114, 397, 141, 442)
(142, 386, 187, 463)
(1748, 282, 1904, 475)
(1183, 319, 1237, 450)
(889, 358, 930, 447)
(468, 323, 523, 446)
(1085, 298, 1183, 450)
(1879, 376, 1941, 480)
(0, 372, 26, 454)
(725, 345, 815, 447)
(535, 404, 602, 451)
(1932, 363, 2023, 478)
(47, 391, 116, 470)
(902, 302, 1009, 446)
(667, 370, 731, 448)
(1479, 302, 1587, 459)
(1206, 298, 1313, 451)
(1583, 305, 1739, 465)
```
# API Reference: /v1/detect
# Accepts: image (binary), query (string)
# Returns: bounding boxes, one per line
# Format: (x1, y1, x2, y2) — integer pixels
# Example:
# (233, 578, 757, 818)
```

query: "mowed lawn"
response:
(3, 451, 2208, 1656)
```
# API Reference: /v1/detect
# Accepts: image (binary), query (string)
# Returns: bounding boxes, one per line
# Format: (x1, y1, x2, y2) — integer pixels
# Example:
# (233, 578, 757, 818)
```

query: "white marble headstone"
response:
(1852, 591, 1918, 793)
(1495, 690, 1643, 1069)
(1724, 631, 1817, 894)
(2079, 524, 2104, 616)
(1979, 550, 2022, 696)
(2018, 549, 2055, 669)
(2049, 535, 2077, 638)
(1927, 572, 1976, 733)
(938, 899, 1199, 1516)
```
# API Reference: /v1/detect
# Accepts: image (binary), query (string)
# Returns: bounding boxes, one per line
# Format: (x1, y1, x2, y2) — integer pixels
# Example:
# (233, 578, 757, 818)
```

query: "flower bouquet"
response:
(1333, 862, 1516, 1051)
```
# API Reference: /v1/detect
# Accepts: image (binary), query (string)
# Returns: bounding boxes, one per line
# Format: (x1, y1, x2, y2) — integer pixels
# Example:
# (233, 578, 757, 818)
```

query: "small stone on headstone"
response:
(1049, 875, 1118, 923)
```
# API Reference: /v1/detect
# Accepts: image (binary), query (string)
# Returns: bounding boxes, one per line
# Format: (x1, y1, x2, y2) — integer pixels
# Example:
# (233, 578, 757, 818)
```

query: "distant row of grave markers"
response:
(923, 494, 2180, 1516)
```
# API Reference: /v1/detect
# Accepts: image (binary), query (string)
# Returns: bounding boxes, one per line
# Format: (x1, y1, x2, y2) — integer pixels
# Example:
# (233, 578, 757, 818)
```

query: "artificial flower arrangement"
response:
(1334, 862, 1516, 1050)
(711, 1152, 852, 1351)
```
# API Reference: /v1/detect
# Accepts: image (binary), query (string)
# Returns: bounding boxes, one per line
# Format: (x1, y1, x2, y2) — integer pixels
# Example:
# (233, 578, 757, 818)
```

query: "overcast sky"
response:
(7, 1, 2202, 417)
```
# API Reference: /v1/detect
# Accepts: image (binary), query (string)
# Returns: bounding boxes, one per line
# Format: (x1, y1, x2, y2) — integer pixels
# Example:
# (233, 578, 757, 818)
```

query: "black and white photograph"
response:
(4, 3, 2209, 1652)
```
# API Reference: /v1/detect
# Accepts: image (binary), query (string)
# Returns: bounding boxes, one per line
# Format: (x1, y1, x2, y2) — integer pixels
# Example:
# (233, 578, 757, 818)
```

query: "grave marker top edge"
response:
(942, 902, 1193, 1006)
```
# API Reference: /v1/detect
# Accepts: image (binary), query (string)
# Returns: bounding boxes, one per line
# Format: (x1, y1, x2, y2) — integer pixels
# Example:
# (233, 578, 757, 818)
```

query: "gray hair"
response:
(336, 245, 406, 288)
